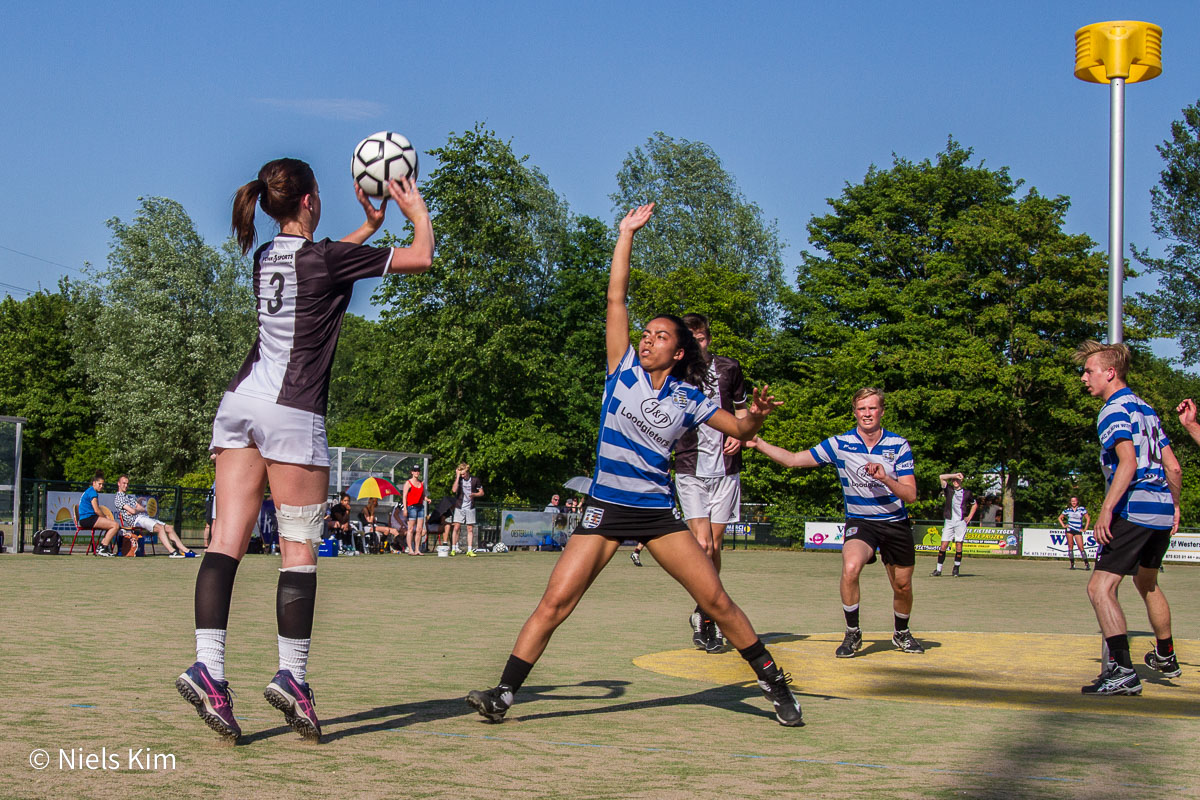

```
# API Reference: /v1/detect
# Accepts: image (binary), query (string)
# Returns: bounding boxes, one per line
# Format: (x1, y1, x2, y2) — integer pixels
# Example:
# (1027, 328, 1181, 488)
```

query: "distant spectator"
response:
(115, 474, 194, 558)
(358, 497, 400, 553)
(403, 466, 429, 554)
(81, 471, 122, 557)
(388, 502, 408, 553)
(326, 492, 354, 551)
(451, 463, 485, 556)
(259, 491, 279, 554)
(543, 494, 561, 513)
(980, 496, 1002, 525)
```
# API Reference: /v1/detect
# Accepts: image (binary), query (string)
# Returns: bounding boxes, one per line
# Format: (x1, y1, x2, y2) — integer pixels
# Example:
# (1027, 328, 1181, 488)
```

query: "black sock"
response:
(276, 571, 317, 639)
(1106, 635, 1132, 669)
(843, 605, 860, 630)
(1157, 637, 1174, 657)
(937, 552, 946, 566)
(195, 552, 240, 629)
(954, 553, 962, 567)
(895, 613, 910, 632)
(737, 639, 778, 679)
(500, 654, 534, 692)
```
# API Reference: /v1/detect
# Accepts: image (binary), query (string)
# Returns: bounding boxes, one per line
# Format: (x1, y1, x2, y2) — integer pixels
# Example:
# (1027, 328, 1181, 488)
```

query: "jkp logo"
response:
(639, 399, 673, 428)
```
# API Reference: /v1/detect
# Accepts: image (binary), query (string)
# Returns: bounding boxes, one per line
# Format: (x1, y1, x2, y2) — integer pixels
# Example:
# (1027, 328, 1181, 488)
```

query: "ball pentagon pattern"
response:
(352, 132, 419, 197)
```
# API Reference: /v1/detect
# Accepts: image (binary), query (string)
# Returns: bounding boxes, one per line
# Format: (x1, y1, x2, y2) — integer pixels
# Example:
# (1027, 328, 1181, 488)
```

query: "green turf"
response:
(1, 549, 1197, 799)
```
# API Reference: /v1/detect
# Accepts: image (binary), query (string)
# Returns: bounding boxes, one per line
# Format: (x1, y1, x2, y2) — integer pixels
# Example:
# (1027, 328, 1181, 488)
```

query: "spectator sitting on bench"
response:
(115, 474, 194, 558)
(358, 497, 400, 553)
(83, 470, 122, 557)
(326, 492, 355, 551)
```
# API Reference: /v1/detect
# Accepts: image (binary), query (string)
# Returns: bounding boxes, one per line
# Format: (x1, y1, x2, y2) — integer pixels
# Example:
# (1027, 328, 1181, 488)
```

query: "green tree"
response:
(73, 197, 254, 483)
(754, 140, 1121, 523)
(611, 132, 786, 347)
(1135, 99, 1200, 365)
(0, 284, 99, 479)
(366, 125, 605, 501)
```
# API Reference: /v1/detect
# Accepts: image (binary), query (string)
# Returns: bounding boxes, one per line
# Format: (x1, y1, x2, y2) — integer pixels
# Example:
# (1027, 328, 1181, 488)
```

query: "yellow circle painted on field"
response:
(633, 632, 1200, 719)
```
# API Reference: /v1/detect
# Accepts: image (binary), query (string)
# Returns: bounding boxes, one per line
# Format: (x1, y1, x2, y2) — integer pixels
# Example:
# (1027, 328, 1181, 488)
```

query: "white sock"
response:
(196, 628, 227, 681)
(278, 635, 311, 683)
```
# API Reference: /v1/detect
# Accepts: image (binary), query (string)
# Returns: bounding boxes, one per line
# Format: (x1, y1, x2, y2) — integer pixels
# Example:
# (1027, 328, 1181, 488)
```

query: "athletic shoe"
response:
(1083, 562, 1091, 571)
(448, 548, 456, 557)
(169, 551, 185, 559)
(756, 664, 804, 727)
(705, 622, 726, 654)
(176, 662, 241, 741)
(95, 544, 114, 558)
(835, 627, 862, 658)
(184, 551, 197, 558)
(630, 550, 642, 567)
(1145, 649, 1182, 678)
(1069, 564, 1077, 570)
(690, 611, 704, 648)
(951, 566, 960, 577)
(466, 684, 514, 722)
(264, 669, 322, 742)
(930, 569, 941, 577)
(467, 549, 478, 557)
(892, 629, 925, 654)
(1081, 664, 1142, 696)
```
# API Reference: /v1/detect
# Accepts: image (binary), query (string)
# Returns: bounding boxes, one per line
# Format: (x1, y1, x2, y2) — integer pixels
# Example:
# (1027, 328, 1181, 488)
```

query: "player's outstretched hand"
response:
(748, 385, 783, 418)
(618, 203, 655, 235)
(388, 177, 429, 221)
(354, 183, 388, 230)
(1177, 398, 1199, 429)
(742, 436, 760, 450)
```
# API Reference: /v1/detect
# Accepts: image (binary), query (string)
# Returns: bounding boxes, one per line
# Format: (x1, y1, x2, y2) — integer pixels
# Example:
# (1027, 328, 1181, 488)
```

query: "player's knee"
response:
(276, 503, 326, 553)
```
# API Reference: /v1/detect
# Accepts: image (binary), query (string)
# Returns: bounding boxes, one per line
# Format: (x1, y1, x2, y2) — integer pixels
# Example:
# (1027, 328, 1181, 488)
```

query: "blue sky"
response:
(2, 1, 1196, 359)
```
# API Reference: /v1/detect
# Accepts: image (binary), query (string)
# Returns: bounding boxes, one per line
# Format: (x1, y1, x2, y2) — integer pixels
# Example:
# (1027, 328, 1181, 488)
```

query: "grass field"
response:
(2, 548, 1198, 799)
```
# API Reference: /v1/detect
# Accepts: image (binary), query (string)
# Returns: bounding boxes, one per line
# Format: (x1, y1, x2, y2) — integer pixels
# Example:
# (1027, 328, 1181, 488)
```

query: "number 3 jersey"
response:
(589, 346, 720, 508)
(228, 233, 392, 416)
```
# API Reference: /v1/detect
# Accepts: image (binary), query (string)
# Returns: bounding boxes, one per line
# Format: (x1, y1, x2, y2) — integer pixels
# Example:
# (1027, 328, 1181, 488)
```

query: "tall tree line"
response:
(6, 122, 1200, 525)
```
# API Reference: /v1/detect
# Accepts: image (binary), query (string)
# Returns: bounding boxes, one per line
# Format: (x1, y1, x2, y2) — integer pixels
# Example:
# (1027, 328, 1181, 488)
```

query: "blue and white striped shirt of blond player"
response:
(1061, 505, 1088, 532)
(808, 430, 915, 521)
(590, 346, 720, 509)
(1097, 387, 1174, 530)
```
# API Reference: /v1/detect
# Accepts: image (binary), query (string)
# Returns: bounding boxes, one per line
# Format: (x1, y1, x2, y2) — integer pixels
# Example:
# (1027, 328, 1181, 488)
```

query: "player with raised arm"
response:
(746, 388, 925, 657)
(931, 472, 976, 578)
(1076, 341, 1181, 695)
(466, 204, 804, 727)
(176, 158, 433, 741)
(1058, 496, 1092, 571)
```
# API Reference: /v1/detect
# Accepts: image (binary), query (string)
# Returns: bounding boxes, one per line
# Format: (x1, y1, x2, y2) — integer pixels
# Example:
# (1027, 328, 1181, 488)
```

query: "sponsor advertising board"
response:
(914, 524, 1018, 555)
(804, 521, 845, 550)
(1023, 527, 1200, 563)
(501, 510, 571, 548)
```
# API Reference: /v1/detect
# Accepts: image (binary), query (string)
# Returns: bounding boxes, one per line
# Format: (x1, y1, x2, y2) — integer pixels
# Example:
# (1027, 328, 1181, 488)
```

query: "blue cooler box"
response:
(317, 538, 339, 557)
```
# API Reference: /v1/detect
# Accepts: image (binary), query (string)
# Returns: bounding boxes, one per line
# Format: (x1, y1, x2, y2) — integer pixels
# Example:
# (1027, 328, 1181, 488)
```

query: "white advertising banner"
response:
(804, 521, 845, 550)
(1021, 527, 1098, 559)
(501, 510, 571, 548)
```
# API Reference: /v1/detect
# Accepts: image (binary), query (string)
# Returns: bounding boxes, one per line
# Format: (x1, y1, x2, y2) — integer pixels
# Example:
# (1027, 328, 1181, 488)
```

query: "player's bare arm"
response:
(865, 462, 918, 504)
(744, 436, 820, 469)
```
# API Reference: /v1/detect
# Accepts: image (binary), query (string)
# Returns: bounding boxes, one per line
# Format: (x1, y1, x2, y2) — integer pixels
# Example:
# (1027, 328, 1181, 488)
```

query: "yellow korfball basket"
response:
(1074, 20, 1162, 84)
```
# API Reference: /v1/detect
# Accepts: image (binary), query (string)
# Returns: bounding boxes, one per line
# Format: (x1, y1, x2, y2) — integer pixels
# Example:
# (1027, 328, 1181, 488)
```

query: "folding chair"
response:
(68, 504, 98, 555)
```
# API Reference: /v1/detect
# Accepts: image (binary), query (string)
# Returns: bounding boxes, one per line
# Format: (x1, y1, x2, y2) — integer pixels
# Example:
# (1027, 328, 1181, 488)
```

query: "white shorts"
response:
(210, 391, 329, 467)
(675, 474, 741, 525)
(131, 514, 165, 533)
(941, 520, 967, 543)
(451, 507, 476, 525)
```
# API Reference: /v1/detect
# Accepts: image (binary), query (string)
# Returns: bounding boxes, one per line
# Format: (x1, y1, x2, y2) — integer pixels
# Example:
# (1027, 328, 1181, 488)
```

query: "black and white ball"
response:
(351, 132, 419, 197)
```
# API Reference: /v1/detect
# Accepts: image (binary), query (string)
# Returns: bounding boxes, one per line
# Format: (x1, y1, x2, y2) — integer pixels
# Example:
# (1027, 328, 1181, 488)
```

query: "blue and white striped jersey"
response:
(1061, 505, 1088, 531)
(808, 429, 915, 521)
(589, 346, 720, 508)
(1097, 388, 1174, 530)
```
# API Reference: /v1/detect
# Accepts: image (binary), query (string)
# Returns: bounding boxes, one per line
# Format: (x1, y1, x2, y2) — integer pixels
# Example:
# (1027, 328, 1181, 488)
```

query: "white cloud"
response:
(255, 98, 385, 120)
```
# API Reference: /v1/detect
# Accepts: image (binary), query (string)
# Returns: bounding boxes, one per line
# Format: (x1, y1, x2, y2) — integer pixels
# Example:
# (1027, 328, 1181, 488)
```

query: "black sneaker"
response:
(951, 566, 960, 577)
(1084, 562, 1091, 571)
(630, 550, 642, 567)
(835, 627, 862, 658)
(930, 569, 941, 577)
(705, 622, 725, 654)
(1081, 664, 1142, 695)
(1069, 563, 1076, 570)
(95, 544, 115, 558)
(690, 611, 704, 649)
(892, 629, 925, 654)
(1145, 649, 1182, 678)
(466, 684, 514, 722)
(756, 664, 804, 727)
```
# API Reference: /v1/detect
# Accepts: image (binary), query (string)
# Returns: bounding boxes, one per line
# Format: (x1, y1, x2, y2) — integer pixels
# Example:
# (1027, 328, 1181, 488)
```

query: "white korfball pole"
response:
(1108, 77, 1125, 343)
(1074, 21, 1162, 344)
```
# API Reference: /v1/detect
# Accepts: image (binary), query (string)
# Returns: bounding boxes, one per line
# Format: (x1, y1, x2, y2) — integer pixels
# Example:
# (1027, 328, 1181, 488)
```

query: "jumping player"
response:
(466, 204, 803, 727)
(672, 313, 748, 652)
(175, 158, 434, 741)
(746, 388, 925, 658)
(1076, 341, 1181, 695)
(1057, 496, 1091, 570)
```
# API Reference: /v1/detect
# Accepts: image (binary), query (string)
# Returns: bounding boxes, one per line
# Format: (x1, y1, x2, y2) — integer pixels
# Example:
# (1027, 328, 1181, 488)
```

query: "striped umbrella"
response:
(346, 476, 402, 500)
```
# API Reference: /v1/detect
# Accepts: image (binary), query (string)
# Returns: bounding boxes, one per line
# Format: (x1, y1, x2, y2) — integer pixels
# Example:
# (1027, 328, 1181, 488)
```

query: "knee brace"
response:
(276, 503, 326, 544)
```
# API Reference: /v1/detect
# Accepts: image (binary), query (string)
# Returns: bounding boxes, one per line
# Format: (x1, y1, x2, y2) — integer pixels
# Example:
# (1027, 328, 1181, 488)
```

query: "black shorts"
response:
(1095, 516, 1171, 576)
(844, 518, 916, 567)
(78, 515, 100, 530)
(572, 497, 688, 541)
